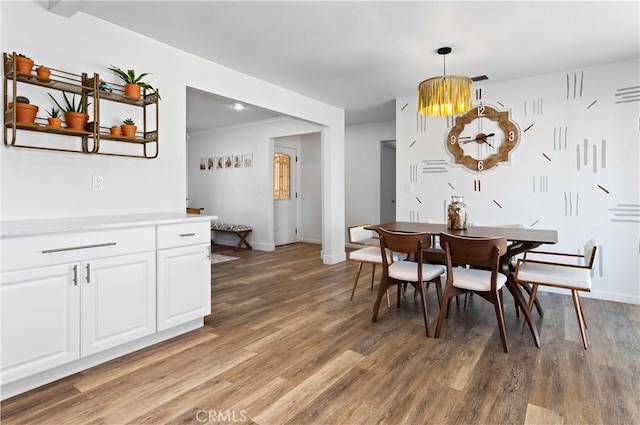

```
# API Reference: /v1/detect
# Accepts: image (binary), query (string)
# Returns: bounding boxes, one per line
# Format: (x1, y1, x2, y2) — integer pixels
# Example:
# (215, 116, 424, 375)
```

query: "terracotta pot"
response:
(15, 56, 34, 74)
(121, 124, 137, 137)
(110, 127, 121, 136)
(65, 111, 89, 131)
(8, 102, 38, 124)
(36, 67, 51, 81)
(124, 83, 141, 99)
(47, 117, 62, 128)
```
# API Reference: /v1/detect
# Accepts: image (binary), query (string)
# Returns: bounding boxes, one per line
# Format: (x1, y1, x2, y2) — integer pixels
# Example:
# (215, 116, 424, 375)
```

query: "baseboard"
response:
(537, 285, 640, 305)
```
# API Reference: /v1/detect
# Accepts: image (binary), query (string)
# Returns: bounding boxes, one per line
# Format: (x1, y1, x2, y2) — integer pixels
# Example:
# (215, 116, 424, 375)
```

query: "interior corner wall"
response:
(345, 120, 396, 244)
(395, 59, 640, 305)
(187, 119, 321, 251)
(0, 1, 345, 264)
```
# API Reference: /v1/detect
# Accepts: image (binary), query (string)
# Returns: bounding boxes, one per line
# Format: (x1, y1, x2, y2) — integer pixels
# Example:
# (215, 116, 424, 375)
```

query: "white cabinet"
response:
(80, 252, 156, 356)
(1, 264, 80, 384)
(1, 226, 156, 384)
(157, 222, 211, 331)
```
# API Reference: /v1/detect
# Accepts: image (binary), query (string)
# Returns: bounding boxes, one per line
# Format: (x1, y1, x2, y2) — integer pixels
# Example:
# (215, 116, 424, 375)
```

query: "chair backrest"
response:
(439, 233, 507, 271)
(583, 239, 597, 268)
(348, 224, 378, 246)
(378, 228, 432, 270)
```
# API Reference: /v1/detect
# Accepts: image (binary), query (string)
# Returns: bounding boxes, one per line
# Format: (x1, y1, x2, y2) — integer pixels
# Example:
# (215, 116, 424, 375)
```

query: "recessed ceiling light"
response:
(231, 103, 245, 110)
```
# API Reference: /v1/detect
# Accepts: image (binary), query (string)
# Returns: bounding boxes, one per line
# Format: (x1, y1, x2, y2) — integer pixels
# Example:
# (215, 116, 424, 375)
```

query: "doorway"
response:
(380, 140, 396, 223)
(274, 145, 299, 246)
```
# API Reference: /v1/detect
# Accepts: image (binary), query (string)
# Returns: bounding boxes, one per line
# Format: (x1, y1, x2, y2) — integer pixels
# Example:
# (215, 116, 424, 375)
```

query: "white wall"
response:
(396, 59, 640, 304)
(345, 120, 395, 241)
(187, 118, 321, 250)
(1, 2, 345, 264)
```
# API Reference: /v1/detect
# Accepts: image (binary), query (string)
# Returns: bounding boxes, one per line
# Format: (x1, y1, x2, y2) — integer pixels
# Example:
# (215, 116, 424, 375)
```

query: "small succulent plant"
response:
(47, 107, 62, 119)
(122, 117, 135, 126)
(108, 65, 161, 99)
(15, 96, 30, 104)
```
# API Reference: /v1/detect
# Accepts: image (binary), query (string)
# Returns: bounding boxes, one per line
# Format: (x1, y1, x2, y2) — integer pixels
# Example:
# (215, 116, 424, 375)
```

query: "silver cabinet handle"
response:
(72, 265, 78, 286)
(42, 242, 117, 253)
(85, 263, 90, 283)
(179, 233, 196, 237)
(206, 245, 211, 259)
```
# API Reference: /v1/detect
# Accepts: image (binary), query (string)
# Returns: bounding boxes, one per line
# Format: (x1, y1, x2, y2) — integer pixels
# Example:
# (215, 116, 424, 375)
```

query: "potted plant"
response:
(15, 53, 34, 74)
(8, 96, 38, 124)
(107, 65, 160, 100)
(46, 106, 62, 128)
(110, 125, 121, 136)
(36, 65, 51, 81)
(47, 92, 91, 131)
(120, 117, 137, 137)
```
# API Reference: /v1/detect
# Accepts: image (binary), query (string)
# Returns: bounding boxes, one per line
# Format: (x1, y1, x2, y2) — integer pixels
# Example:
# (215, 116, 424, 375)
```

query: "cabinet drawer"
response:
(1, 226, 156, 272)
(157, 222, 210, 250)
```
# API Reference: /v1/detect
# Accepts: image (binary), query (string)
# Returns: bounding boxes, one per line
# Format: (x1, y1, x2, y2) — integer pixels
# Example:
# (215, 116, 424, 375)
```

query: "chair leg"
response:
(572, 290, 588, 349)
(576, 291, 587, 329)
(350, 262, 364, 301)
(521, 284, 539, 335)
(386, 289, 391, 308)
(415, 282, 431, 337)
(370, 264, 376, 290)
(463, 293, 469, 310)
(494, 289, 509, 353)
(435, 287, 456, 338)
(397, 284, 402, 309)
(372, 279, 389, 322)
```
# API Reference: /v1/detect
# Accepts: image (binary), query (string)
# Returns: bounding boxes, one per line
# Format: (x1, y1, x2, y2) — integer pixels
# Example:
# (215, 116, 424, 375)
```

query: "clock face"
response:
(446, 104, 520, 172)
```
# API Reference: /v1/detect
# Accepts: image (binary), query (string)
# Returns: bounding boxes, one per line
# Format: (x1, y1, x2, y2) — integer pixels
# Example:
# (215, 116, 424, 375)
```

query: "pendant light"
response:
(418, 47, 472, 117)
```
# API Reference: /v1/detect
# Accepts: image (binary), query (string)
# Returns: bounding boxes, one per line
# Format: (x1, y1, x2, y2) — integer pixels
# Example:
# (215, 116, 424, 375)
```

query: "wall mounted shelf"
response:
(3, 52, 159, 159)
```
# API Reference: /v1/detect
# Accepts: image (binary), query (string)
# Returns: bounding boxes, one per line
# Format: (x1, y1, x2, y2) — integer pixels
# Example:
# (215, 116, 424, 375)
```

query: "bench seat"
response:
(210, 222, 253, 251)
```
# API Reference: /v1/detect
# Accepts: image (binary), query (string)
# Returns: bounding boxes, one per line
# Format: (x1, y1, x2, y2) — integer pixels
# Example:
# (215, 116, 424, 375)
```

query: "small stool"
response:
(210, 222, 253, 251)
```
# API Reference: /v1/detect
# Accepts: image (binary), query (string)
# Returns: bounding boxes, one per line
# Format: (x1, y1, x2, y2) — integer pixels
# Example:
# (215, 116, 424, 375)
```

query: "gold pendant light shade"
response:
(418, 74, 472, 116)
(417, 47, 472, 117)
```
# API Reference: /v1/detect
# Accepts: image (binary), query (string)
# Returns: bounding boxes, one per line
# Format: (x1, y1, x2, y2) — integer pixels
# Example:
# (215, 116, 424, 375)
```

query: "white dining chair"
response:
(514, 239, 597, 349)
(347, 224, 405, 307)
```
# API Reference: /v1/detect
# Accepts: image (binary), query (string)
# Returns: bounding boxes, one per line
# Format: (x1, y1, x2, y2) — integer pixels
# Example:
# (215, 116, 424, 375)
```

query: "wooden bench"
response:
(210, 222, 253, 251)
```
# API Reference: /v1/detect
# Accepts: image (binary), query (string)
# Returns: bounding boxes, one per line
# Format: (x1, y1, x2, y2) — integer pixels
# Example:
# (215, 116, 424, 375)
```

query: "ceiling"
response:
(54, 1, 639, 132)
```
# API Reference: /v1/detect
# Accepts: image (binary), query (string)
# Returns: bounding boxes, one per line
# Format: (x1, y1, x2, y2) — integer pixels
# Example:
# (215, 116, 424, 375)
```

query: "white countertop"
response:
(1, 213, 218, 238)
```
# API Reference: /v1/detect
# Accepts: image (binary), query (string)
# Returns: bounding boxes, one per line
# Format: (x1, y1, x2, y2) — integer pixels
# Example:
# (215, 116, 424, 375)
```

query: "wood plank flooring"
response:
(2, 243, 639, 424)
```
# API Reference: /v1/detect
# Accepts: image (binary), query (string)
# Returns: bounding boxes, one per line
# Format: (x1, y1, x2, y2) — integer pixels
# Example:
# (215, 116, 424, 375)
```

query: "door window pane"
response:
(274, 153, 290, 199)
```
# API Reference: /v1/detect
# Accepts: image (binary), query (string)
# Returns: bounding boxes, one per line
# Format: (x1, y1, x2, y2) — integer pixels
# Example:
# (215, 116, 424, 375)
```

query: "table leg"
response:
(506, 279, 541, 348)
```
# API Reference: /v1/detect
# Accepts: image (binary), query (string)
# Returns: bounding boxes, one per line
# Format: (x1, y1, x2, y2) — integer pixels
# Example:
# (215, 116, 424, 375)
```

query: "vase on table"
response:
(447, 196, 467, 230)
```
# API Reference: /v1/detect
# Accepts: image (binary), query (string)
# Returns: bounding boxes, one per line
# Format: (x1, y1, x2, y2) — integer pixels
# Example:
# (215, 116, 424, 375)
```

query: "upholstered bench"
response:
(210, 222, 253, 251)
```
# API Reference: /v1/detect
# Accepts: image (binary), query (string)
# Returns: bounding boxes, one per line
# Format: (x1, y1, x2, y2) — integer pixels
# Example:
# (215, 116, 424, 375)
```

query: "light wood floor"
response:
(2, 243, 639, 424)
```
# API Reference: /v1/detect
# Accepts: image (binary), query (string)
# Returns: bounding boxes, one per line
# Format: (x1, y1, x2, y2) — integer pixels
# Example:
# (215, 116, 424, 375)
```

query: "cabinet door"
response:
(80, 252, 156, 356)
(1, 264, 80, 384)
(157, 244, 211, 331)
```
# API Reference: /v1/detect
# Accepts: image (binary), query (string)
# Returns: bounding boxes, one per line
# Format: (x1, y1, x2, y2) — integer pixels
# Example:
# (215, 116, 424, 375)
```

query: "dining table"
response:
(365, 221, 559, 348)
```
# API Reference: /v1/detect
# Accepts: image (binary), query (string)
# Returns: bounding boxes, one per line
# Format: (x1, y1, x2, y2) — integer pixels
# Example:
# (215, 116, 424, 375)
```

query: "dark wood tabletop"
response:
(366, 222, 558, 245)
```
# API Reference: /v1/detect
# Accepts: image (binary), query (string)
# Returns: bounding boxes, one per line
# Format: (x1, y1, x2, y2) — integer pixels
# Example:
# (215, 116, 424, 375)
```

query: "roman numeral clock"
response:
(446, 104, 521, 172)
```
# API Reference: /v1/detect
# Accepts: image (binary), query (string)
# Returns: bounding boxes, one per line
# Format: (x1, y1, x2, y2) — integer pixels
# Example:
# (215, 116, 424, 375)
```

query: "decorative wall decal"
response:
(422, 159, 448, 173)
(553, 126, 568, 150)
(576, 139, 603, 172)
(475, 88, 482, 100)
(493, 200, 503, 209)
(566, 71, 584, 99)
(609, 204, 640, 223)
(529, 219, 540, 227)
(614, 85, 640, 104)
(524, 98, 543, 116)
(416, 196, 422, 204)
(473, 179, 481, 192)
(542, 153, 551, 161)
(409, 164, 418, 183)
(447, 182, 455, 190)
(401, 103, 408, 111)
(523, 124, 534, 132)
(564, 192, 580, 216)
(587, 100, 597, 109)
(409, 140, 416, 147)
(496, 101, 504, 108)
(598, 247, 604, 277)
(597, 184, 610, 194)
(533, 176, 549, 192)
(417, 114, 428, 132)
(409, 210, 420, 222)
(601, 139, 607, 169)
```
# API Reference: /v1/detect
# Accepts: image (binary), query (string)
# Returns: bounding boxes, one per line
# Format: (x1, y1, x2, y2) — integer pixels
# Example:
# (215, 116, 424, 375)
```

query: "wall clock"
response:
(446, 104, 520, 172)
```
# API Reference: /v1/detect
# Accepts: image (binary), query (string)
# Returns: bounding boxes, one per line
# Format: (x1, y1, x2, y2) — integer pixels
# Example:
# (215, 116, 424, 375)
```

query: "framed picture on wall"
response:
(216, 156, 224, 169)
(234, 155, 242, 168)
(207, 157, 214, 170)
(199, 158, 206, 170)
(224, 155, 233, 169)
(243, 153, 253, 168)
